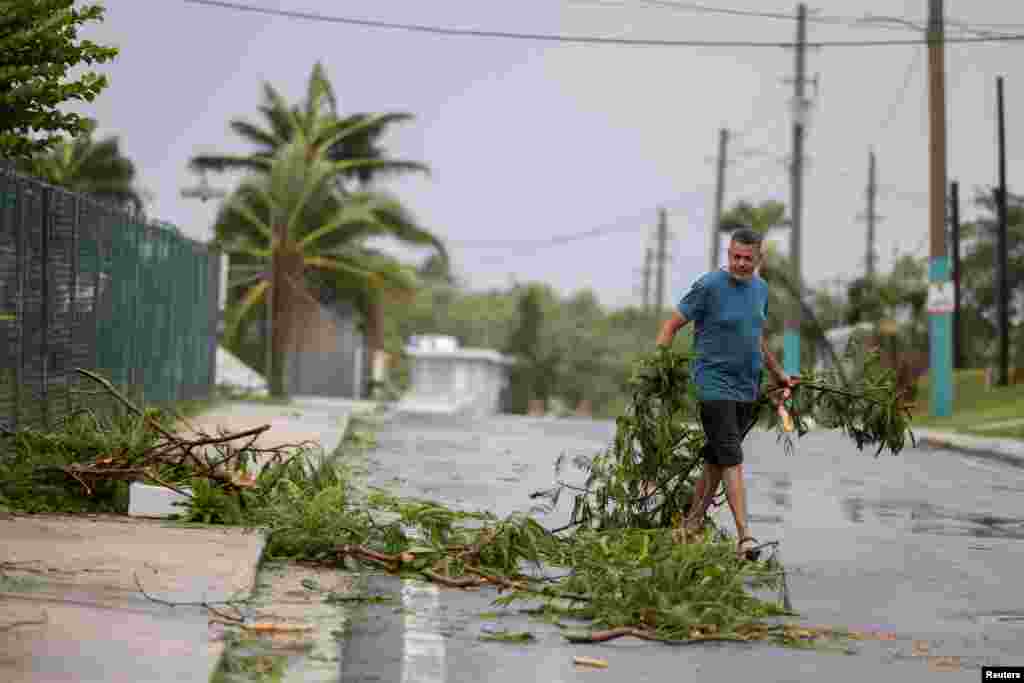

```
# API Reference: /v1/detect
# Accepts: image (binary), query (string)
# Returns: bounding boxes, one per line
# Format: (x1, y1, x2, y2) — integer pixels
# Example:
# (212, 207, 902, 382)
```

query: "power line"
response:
(182, 0, 1024, 48)
(877, 47, 922, 135)
(570, 0, 1024, 38)
(449, 201, 692, 250)
(568, 0, 893, 28)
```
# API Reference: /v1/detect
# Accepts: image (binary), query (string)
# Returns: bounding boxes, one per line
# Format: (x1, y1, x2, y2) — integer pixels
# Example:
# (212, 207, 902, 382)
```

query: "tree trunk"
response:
(365, 296, 384, 398)
(269, 248, 288, 398)
(268, 244, 309, 399)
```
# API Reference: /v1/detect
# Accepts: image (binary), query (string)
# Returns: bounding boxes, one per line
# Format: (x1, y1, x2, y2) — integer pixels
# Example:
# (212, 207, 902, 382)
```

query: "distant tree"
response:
(504, 284, 551, 413)
(18, 118, 143, 214)
(719, 199, 787, 235)
(958, 189, 1024, 367)
(0, 2, 118, 160)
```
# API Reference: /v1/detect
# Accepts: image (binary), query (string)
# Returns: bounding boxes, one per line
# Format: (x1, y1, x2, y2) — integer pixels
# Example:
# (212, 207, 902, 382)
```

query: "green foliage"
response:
(504, 284, 551, 413)
(0, 403, 173, 513)
(479, 630, 536, 643)
(390, 279, 658, 418)
(534, 344, 915, 535)
(957, 189, 1024, 368)
(16, 117, 143, 214)
(179, 477, 249, 525)
(546, 527, 789, 639)
(546, 347, 706, 530)
(0, 2, 119, 160)
(778, 342, 917, 457)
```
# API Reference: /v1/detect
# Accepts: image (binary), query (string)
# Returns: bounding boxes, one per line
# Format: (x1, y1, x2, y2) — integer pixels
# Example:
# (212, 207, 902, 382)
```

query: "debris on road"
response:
(573, 656, 609, 669)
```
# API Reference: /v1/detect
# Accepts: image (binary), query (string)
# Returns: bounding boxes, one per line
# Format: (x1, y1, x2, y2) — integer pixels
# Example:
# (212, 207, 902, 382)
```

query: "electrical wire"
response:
(877, 47, 922, 135)
(570, 0, 1024, 40)
(450, 200, 693, 251)
(568, 0, 908, 30)
(182, 0, 1024, 49)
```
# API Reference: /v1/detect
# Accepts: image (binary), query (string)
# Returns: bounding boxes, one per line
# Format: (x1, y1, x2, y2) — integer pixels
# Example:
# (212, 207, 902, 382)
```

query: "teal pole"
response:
(929, 256, 953, 417)
(784, 328, 801, 377)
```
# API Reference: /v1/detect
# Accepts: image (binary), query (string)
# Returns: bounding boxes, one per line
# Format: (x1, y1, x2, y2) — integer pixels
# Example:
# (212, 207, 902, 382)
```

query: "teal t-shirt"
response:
(677, 269, 769, 402)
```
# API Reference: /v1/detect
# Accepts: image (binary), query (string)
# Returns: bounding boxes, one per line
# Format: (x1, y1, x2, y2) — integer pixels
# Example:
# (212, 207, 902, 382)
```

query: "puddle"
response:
(210, 561, 364, 682)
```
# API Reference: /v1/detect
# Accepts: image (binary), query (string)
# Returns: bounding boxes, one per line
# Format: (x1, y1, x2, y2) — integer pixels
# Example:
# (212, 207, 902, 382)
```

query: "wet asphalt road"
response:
(341, 412, 1024, 682)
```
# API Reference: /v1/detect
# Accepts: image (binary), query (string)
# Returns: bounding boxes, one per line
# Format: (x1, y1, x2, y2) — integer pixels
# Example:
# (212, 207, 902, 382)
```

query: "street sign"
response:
(926, 282, 954, 314)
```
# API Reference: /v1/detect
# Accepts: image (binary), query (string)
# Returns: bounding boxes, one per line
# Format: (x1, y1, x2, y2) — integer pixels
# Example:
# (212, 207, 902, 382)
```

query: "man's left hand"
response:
(775, 373, 798, 402)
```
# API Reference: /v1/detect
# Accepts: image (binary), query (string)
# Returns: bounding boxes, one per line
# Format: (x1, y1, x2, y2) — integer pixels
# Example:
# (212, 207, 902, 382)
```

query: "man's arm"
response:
(656, 311, 690, 348)
(760, 336, 786, 381)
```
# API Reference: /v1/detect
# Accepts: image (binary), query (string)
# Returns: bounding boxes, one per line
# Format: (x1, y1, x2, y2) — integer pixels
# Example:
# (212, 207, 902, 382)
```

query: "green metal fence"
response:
(0, 162, 220, 432)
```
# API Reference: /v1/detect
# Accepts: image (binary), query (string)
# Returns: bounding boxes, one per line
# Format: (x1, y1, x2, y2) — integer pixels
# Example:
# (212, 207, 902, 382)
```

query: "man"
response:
(655, 227, 795, 561)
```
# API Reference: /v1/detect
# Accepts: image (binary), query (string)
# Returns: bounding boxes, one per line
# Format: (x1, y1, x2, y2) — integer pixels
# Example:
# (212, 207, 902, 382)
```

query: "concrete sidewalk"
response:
(0, 396, 363, 683)
(912, 426, 1024, 465)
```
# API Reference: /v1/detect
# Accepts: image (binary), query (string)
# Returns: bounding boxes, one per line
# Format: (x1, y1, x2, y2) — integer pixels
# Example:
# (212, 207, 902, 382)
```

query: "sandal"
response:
(737, 536, 762, 562)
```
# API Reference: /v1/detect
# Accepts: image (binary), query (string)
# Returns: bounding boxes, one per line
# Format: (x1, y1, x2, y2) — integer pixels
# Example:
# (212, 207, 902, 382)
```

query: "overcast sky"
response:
(73, 0, 1024, 310)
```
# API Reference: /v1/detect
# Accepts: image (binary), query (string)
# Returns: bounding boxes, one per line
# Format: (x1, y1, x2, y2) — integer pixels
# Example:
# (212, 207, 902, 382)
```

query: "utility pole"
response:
(950, 180, 962, 370)
(856, 148, 882, 280)
(996, 76, 1010, 386)
(785, 3, 808, 377)
(180, 169, 230, 341)
(866, 149, 878, 279)
(927, 0, 952, 416)
(655, 207, 668, 314)
(711, 127, 729, 271)
(642, 245, 653, 313)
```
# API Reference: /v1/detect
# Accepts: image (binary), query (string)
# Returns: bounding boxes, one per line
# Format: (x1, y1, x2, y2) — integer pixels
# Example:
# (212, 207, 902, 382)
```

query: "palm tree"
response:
(192, 63, 443, 377)
(18, 118, 144, 214)
(189, 62, 428, 188)
(218, 126, 443, 397)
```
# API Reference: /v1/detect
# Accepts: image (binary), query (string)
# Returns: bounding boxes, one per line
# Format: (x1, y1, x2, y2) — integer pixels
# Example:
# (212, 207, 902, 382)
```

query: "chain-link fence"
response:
(0, 163, 220, 431)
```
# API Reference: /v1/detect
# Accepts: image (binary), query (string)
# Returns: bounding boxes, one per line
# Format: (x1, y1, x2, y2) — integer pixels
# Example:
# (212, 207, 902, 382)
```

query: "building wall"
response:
(284, 300, 365, 399)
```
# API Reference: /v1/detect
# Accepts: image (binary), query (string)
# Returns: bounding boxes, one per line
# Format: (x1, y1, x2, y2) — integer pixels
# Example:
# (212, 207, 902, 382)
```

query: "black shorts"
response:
(698, 400, 758, 467)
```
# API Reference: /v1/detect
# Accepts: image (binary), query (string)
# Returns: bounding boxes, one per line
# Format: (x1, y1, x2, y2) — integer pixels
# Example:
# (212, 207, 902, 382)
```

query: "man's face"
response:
(727, 241, 761, 282)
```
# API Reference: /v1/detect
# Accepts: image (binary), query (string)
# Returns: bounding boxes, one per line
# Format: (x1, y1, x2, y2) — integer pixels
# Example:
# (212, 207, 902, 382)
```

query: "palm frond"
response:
(190, 154, 272, 174)
(225, 279, 270, 345)
(228, 119, 281, 151)
(305, 61, 338, 120)
(224, 194, 274, 243)
(297, 203, 378, 250)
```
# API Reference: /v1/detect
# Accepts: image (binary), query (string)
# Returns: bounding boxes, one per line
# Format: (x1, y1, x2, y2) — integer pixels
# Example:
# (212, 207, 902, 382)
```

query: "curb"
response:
(913, 429, 1024, 467)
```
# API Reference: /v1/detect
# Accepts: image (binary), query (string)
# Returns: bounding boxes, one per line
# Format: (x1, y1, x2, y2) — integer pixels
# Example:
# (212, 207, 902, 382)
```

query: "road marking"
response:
(401, 580, 446, 683)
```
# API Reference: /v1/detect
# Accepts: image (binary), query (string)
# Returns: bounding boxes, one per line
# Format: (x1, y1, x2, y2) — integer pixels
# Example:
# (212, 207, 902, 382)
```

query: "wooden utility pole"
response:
(642, 245, 653, 313)
(996, 76, 1010, 386)
(950, 180, 962, 371)
(785, 3, 808, 377)
(655, 208, 668, 313)
(711, 128, 729, 271)
(927, 0, 952, 416)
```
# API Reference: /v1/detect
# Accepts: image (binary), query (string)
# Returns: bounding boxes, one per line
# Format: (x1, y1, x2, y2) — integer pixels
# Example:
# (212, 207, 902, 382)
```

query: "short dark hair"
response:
(730, 227, 764, 248)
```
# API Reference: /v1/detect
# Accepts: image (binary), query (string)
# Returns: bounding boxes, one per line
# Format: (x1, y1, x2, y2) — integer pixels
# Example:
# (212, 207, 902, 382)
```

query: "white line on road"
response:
(401, 580, 446, 683)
